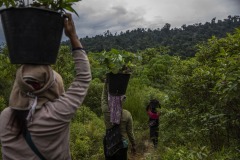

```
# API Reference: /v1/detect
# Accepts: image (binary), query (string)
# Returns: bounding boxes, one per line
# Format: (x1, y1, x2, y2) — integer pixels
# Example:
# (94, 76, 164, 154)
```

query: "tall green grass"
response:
(124, 77, 167, 124)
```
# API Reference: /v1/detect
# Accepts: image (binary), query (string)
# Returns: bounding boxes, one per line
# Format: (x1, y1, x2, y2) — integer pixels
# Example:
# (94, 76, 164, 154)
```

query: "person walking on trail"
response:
(101, 82, 136, 160)
(0, 14, 91, 160)
(146, 99, 161, 148)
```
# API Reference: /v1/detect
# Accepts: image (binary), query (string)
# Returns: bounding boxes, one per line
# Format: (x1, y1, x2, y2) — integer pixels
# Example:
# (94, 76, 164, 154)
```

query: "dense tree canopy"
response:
(62, 15, 240, 58)
(0, 16, 240, 159)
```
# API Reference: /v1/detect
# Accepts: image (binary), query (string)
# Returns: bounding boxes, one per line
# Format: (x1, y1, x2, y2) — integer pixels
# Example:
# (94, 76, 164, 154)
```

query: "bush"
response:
(125, 77, 167, 123)
(70, 107, 105, 159)
(83, 78, 103, 116)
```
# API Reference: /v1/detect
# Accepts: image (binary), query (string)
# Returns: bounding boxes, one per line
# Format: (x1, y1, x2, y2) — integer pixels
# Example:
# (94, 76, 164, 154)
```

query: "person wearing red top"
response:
(146, 99, 161, 148)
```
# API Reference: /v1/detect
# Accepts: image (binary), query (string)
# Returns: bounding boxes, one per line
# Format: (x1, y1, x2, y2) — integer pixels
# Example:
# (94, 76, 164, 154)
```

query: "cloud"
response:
(0, 18, 6, 44)
(71, 0, 240, 39)
(0, 0, 240, 43)
(69, 2, 147, 39)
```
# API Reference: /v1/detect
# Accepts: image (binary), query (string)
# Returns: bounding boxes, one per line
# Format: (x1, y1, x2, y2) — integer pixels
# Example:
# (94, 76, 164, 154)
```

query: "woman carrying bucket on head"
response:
(0, 13, 91, 159)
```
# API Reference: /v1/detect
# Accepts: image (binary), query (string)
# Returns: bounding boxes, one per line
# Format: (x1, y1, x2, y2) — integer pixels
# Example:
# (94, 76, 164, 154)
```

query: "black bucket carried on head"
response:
(0, 7, 64, 64)
(107, 73, 131, 96)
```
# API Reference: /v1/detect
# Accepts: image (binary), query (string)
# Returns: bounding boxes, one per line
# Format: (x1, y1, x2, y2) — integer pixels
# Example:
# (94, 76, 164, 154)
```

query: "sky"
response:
(0, 0, 240, 43)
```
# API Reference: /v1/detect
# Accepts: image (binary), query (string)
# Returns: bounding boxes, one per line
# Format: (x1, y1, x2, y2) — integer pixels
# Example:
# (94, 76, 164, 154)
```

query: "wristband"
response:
(72, 47, 85, 51)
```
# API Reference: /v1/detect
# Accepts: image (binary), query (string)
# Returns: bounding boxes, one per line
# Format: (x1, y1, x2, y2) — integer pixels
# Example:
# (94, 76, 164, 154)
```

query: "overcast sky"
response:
(0, 0, 240, 43)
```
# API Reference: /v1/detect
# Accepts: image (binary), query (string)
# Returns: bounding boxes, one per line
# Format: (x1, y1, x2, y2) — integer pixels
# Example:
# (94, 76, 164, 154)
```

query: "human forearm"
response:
(127, 117, 136, 146)
(69, 35, 83, 49)
(49, 49, 91, 120)
(64, 13, 83, 49)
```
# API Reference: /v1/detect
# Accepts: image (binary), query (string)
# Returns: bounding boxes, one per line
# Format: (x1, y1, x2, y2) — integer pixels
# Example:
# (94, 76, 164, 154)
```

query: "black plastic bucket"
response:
(0, 7, 64, 64)
(107, 73, 131, 96)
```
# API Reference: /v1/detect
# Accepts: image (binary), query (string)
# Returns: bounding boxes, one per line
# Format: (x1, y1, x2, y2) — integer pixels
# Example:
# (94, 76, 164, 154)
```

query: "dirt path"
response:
(129, 140, 155, 160)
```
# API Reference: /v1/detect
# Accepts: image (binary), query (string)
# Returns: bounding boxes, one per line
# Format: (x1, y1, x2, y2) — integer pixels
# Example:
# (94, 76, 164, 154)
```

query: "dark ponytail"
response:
(9, 109, 29, 138)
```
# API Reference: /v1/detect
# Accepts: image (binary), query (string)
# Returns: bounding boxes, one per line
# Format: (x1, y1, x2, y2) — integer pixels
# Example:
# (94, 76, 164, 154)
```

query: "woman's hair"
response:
(8, 109, 29, 138)
(150, 99, 161, 109)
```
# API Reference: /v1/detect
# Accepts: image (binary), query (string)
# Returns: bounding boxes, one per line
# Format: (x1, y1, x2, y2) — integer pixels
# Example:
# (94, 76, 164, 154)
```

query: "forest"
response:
(0, 15, 240, 159)
(63, 15, 240, 58)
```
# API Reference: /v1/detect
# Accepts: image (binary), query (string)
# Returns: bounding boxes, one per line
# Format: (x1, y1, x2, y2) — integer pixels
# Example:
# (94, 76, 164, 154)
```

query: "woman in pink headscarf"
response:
(0, 14, 91, 160)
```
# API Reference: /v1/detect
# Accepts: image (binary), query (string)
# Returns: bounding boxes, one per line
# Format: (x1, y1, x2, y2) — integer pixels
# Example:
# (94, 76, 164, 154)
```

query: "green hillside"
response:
(0, 17, 240, 159)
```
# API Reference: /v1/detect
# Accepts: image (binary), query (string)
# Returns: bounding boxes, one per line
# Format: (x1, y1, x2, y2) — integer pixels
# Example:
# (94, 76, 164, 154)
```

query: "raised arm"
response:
(64, 13, 83, 49)
(47, 14, 91, 121)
